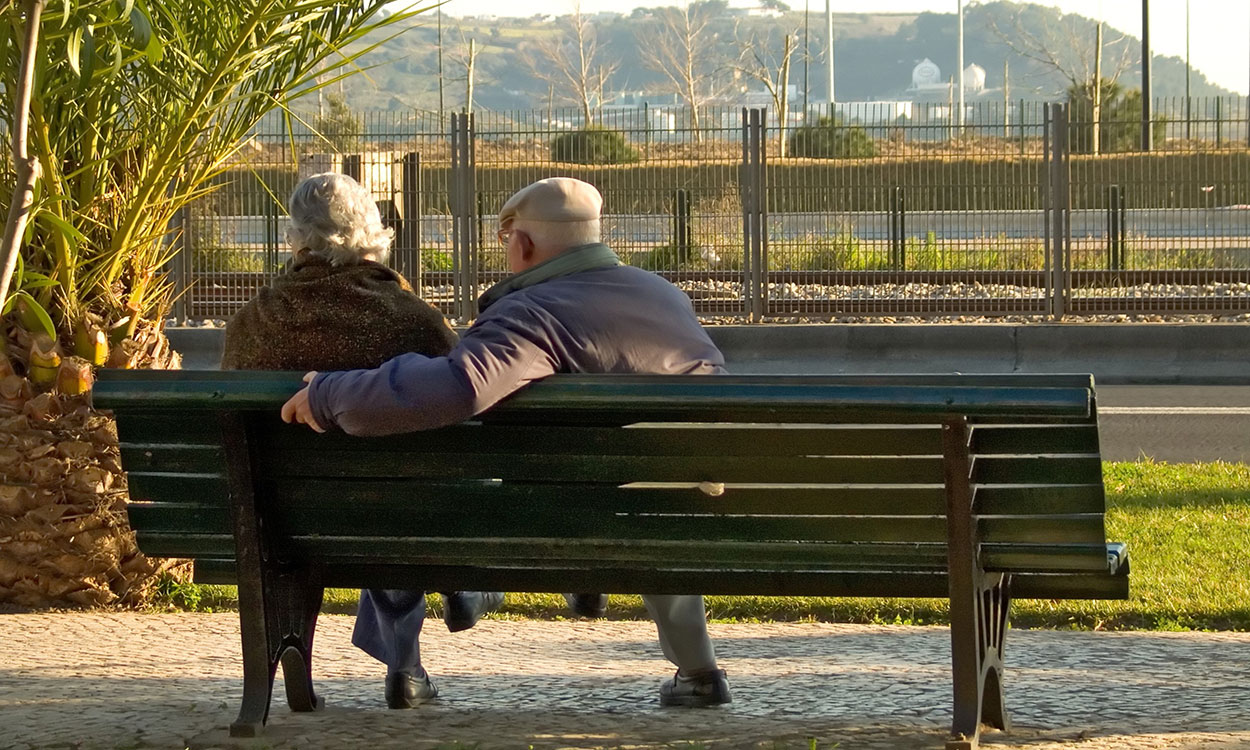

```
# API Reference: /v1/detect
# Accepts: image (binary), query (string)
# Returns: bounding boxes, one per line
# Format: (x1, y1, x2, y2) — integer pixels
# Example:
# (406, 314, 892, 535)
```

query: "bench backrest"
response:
(94, 371, 1124, 599)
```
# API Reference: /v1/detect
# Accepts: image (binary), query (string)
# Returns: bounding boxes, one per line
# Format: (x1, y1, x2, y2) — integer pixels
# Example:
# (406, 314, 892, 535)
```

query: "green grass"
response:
(160, 461, 1250, 631)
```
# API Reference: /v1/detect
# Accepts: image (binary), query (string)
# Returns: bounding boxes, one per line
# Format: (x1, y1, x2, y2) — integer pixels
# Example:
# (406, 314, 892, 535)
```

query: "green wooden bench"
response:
(94, 370, 1129, 749)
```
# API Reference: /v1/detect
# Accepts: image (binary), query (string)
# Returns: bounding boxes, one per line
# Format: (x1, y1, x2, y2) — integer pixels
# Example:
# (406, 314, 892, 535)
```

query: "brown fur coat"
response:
(221, 255, 457, 371)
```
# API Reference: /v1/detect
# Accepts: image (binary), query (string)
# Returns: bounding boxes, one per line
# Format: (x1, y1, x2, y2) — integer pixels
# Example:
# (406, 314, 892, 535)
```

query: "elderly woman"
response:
(222, 172, 501, 708)
(222, 172, 456, 371)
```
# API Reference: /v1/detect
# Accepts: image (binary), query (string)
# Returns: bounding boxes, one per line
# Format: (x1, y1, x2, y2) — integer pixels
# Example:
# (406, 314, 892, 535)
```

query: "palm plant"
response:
(0, 0, 428, 607)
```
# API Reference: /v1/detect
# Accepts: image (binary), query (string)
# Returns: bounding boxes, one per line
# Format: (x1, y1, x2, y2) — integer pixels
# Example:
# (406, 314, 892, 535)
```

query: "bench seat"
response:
(95, 370, 1129, 749)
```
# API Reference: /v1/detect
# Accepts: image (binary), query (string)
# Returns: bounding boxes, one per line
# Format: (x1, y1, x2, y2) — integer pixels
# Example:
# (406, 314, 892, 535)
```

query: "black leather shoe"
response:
(443, 591, 505, 632)
(660, 668, 732, 707)
(563, 593, 609, 618)
(385, 671, 437, 709)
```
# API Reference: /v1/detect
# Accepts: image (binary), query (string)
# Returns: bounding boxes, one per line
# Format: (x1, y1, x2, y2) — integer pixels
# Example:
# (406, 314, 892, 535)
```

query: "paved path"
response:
(2, 612, 1248, 750)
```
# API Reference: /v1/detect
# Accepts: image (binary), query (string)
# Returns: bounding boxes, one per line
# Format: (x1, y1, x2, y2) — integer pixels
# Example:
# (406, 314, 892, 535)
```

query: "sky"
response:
(429, 0, 1250, 95)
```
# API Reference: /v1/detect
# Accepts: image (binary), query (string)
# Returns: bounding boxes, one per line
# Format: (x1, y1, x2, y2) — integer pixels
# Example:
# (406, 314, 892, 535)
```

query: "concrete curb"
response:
(168, 324, 1250, 384)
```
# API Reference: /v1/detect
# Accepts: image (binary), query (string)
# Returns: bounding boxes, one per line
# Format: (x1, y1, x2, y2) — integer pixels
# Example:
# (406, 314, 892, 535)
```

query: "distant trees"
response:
(639, 4, 727, 142)
(1067, 79, 1166, 154)
(522, 2, 616, 126)
(733, 23, 800, 157)
(314, 94, 363, 152)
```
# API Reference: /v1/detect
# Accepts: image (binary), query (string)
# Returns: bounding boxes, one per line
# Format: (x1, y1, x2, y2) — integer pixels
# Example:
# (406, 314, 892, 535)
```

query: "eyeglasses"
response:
(496, 228, 513, 246)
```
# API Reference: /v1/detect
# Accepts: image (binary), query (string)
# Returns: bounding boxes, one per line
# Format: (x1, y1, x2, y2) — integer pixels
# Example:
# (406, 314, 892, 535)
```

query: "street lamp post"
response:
(1185, 0, 1191, 140)
(1141, 0, 1152, 151)
(826, 0, 834, 105)
(957, 0, 965, 132)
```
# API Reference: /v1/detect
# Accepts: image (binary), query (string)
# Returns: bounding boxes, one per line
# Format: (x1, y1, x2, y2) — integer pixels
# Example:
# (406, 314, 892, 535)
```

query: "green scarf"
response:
(477, 242, 623, 312)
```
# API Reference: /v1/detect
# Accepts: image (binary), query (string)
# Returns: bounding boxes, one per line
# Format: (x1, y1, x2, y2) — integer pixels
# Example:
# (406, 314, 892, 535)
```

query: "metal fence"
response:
(177, 97, 1250, 322)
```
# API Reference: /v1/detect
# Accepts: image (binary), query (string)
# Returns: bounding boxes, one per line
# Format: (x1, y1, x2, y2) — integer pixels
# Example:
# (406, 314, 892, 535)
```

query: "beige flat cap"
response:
(499, 177, 602, 227)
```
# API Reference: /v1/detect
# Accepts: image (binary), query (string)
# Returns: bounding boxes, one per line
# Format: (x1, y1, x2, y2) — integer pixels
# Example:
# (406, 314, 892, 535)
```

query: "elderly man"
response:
(282, 177, 731, 707)
(223, 172, 503, 710)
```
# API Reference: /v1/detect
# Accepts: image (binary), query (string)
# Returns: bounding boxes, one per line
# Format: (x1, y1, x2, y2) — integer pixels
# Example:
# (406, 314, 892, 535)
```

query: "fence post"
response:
(1106, 185, 1125, 271)
(1216, 97, 1223, 144)
(169, 204, 188, 324)
(449, 112, 477, 322)
(342, 154, 363, 182)
(740, 108, 767, 322)
(643, 102, 651, 152)
(672, 188, 692, 264)
(1019, 99, 1026, 158)
(1046, 102, 1070, 319)
(889, 186, 906, 271)
(399, 152, 423, 291)
(263, 198, 279, 276)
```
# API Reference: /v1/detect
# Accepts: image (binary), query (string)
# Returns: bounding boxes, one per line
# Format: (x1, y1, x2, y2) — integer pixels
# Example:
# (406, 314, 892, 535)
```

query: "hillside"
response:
(322, 1, 1236, 112)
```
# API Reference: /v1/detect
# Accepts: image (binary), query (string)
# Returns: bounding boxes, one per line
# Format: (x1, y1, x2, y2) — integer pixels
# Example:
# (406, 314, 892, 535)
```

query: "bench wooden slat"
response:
(114, 413, 221, 444)
(973, 455, 1104, 484)
(134, 527, 1117, 575)
(256, 422, 949, 457)
(971, 424, 1100, 454)
(125, 473, 228, 505)
(187, 558, 1127, 600)
(132, 503, 952, 543)
(270, 480, 952, 515)
(976, 484, 1106, 514)
(259, 451, 950, 483)
(120, 445, 225, 474)
(95, 372, 1093, 422)
(127, 501, 1107, 547)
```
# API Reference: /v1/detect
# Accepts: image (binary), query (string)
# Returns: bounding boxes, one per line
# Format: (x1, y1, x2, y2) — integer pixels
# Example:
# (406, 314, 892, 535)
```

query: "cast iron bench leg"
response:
(221, 413, 324, 736)
(943, 418, 1013, 750)
(947, 573, 1013, 750)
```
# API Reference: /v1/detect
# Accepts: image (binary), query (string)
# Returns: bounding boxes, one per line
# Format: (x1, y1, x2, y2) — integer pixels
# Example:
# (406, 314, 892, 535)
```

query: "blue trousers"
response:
(352, 589, 718, 675)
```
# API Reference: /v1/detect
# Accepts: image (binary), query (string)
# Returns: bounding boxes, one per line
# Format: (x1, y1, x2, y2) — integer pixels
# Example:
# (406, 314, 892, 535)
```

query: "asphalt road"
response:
(1097, 386, 1250, 462)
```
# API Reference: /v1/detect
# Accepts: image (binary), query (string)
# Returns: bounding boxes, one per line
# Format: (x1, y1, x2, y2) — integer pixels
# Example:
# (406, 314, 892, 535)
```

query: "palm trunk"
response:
(0, 0, 45, 310)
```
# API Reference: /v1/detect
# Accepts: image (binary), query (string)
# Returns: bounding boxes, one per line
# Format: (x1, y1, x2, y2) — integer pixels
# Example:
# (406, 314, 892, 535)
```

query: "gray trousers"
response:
(352, 589, 718, 675)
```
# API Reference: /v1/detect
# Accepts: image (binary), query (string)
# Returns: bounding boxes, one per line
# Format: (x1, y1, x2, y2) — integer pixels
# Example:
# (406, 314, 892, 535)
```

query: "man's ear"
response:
(517, 230, 537, 263)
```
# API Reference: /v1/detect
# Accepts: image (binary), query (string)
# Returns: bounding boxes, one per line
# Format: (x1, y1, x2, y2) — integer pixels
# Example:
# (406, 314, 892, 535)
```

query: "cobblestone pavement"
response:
(2, 612, 1248, 750)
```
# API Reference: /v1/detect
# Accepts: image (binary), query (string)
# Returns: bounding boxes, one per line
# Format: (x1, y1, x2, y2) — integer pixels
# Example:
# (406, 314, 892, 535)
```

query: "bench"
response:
(93, 370, 1129, 750)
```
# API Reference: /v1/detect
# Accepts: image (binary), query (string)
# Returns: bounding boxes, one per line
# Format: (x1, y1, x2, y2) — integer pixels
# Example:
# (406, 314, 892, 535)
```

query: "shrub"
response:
(788, 116, 878, 159)
(550, 127, 641, 165)
(315, 93, 363, 153)
(421, 251, 455, 272)
(631, 243, 691, 271)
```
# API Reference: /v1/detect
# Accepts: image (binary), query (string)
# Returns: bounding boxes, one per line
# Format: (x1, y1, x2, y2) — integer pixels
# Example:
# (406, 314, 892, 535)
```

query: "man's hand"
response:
(281, 371, 325, 432)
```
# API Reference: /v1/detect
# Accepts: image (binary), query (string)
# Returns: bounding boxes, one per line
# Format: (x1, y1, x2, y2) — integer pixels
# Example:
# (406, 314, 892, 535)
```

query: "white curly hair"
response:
(285, 172, 393, 265)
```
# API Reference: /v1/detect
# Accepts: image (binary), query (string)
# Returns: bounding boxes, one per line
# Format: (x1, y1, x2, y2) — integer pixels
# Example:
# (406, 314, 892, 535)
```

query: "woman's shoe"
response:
(562, 593, 609, 618)
(443, 591, 505, 632)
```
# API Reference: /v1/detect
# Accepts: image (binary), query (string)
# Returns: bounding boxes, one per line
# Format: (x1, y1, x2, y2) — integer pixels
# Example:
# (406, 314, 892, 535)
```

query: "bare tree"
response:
(639, 4, 725, 142)
(447, 29, 483, 112)
(734, 23, 799, 157)
(989, 7, 1133, 94)
(522, 3, 615, 127)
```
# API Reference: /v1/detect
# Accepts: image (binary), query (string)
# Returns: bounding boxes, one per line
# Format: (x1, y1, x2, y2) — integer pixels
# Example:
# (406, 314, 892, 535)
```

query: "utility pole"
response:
(803, 0, 810, 116)
(1141, 0, 1152, 151)
(826, 0, 834, 104)
(437, 6, 445, 125)
(1185, 0, 1191, 139)
(465, 38, 477, 113)
(1093, 22, 1103, 155)
(1003, 59, 1009, 137)
(957, 0, 965, 132)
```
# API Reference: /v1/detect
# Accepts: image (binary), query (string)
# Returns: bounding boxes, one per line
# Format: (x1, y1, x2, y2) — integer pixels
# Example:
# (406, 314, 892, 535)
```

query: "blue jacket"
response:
(308, 263, 725, 435)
